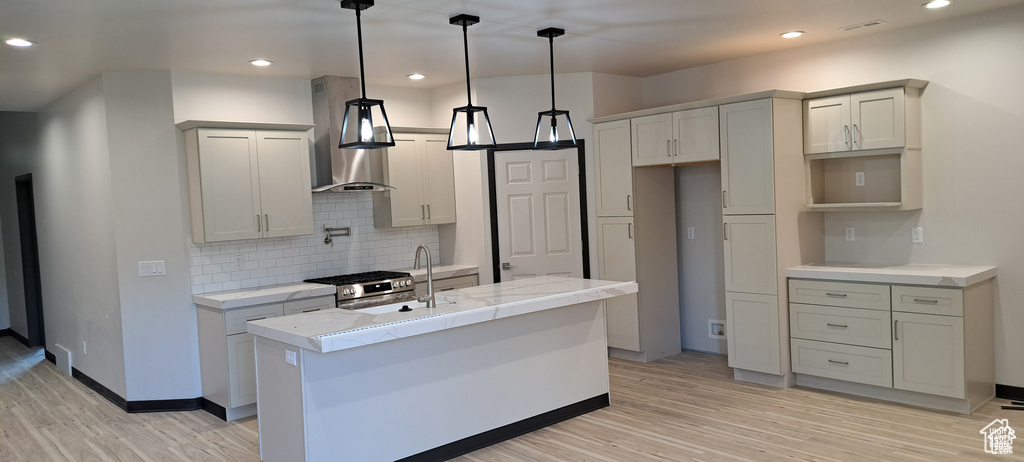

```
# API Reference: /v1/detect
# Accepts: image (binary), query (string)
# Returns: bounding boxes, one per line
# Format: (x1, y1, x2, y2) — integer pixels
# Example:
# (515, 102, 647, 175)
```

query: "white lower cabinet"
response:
(725, 292, 780, 375)
(788, 277, 993, 414)
(197, 295, 335, 421)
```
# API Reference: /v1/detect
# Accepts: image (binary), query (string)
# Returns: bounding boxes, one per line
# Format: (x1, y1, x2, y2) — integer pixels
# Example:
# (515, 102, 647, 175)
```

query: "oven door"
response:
(336, 291, 419, 310)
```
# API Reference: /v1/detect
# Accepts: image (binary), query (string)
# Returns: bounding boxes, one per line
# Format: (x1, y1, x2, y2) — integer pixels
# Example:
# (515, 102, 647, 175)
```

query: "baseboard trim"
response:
(996, 384, 1024, 401)
(201, 398, 228, 420)
(71, 368, 203, 413)
(397, 393, 610, 462)
(6, 329, 30, 348)
(0, 328, 10, 337)
(45, 349, 56, 364)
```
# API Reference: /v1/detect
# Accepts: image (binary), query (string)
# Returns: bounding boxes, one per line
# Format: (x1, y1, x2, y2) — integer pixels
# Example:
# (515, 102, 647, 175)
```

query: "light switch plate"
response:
(845, 227, 855, 242)
(138, 260, 166, 277)
(686, 227, 695, 240)
(285, 349, 297, 366)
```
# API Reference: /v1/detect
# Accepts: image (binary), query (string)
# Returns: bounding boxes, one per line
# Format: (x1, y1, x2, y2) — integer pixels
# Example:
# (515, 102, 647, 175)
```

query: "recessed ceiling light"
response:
(780, 31, 805, 39)
(407, 73, 426, 80)
(249, 59, 273, 67)
(5, 38, 35, 47)
(923, 0, 951, 8)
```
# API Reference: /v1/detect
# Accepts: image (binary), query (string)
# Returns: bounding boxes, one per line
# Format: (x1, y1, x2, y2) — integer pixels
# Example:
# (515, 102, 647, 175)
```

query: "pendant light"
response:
(338, 0, 394, 149)
(533, 27, 577, 149)
(447, 14, 496, 151)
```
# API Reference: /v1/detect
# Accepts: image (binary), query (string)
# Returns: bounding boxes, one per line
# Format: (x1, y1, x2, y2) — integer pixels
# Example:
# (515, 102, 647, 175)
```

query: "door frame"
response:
(15, 173, 45, 347)
(486, 141, 590, 283)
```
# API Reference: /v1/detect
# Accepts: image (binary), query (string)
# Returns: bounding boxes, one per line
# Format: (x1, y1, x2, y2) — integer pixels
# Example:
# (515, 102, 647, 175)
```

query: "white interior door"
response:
(495, 149, 583, 281)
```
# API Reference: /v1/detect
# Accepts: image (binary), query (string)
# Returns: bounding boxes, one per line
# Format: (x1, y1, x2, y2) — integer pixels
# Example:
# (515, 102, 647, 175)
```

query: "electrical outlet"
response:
(845, 227, 856, 242)
(82, 341, 87, 356)
(912, 227, 924, 244)
(231, 254, 245, 271)
(285, 349, 297, 366)
(686, 227, 695, 240)
(708, 320, 726, 339)
(855, 171, 865, 186)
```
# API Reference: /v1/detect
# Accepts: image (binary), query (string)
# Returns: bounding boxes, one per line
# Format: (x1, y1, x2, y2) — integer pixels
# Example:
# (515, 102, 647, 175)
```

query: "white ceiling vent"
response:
(839, 20, 887, 32)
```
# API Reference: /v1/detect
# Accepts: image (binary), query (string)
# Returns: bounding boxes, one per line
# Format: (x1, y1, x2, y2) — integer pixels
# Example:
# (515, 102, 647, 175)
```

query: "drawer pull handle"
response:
(302, 308, 321, 313)
(825, 292, 848, 298)
(828, 359, 849, 366)
(912, 298, 939, 304)
(438, 287, 456, 292)
(826, 323, 848, 328)
(247, 317, 266, 322)
(894, 320, 899, 341)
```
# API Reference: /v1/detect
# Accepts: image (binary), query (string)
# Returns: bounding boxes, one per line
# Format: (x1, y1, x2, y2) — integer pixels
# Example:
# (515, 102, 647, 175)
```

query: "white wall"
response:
(366, 85, 434, 128)
(0, 112, 39, 334)
(103, 71, 200, 400)
(675, 164, 726, 353)
(36, 77, 128, 396)
(170, 72, 314, 125)
(643, 5, 1024, 386)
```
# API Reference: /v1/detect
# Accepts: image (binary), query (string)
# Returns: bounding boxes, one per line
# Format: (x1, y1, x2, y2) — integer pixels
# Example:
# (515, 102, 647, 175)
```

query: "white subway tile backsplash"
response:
(188, 193, 441, 294)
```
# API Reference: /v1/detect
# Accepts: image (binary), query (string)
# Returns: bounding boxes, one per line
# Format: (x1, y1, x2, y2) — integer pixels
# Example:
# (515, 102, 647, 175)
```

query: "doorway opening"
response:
(15, 174, 45, 347)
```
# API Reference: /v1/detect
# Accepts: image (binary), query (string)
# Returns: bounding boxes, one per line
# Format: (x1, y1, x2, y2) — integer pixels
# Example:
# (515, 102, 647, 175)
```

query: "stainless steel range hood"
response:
(311, 75, 394, 193)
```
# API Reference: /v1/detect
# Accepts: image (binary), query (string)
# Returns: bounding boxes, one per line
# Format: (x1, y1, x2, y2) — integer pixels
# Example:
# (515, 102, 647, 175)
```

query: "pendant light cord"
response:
(548, 36, 556, 111)
(355, 7, 367, 99)
(463, 23, 472, 106)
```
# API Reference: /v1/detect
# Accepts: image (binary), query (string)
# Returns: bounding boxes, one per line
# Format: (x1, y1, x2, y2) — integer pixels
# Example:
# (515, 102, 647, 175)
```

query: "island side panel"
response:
(301, 300, 610, 461)
(255, 337, 307, 462)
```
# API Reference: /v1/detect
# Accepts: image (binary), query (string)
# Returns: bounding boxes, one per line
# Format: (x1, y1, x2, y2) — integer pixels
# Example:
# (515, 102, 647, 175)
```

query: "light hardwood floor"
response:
(1, 335, 1020, 461)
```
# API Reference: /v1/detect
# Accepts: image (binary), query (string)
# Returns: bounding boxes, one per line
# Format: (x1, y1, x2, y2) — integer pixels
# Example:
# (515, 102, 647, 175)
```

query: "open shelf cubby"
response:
(804, 148, 921, 212)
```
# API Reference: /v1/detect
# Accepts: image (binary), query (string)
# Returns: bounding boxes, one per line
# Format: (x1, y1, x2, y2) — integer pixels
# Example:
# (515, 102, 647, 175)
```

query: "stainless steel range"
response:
(304, 271, 416, 310)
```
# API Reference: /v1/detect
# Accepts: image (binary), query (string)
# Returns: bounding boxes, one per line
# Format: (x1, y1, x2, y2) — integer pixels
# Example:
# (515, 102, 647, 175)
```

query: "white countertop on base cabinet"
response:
(786, 263, 996, 287)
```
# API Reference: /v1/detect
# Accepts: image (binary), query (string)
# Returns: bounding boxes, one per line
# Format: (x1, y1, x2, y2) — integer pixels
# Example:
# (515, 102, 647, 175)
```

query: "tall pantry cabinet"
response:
(720, 97, 824, 387)
(593, 120, 681, 363)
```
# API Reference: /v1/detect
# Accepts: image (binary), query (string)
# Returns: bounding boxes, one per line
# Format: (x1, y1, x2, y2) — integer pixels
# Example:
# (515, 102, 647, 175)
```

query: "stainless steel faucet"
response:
(412, 245, 435, 308)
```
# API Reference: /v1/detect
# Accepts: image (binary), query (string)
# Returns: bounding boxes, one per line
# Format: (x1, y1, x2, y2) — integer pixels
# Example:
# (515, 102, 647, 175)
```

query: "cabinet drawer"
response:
(225, 304, 284, 335)
(891, 286, 963, 317)
(283, 296, 336, 316)
(789, 303, 892, 349)
(791, 338, 893, 388)
(789, 279, 890, 311)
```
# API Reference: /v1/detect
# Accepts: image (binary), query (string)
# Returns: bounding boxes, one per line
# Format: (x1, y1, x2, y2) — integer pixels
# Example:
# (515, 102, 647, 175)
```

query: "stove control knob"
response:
(342, 288, 352, 296)
(400, 280, 408, 287)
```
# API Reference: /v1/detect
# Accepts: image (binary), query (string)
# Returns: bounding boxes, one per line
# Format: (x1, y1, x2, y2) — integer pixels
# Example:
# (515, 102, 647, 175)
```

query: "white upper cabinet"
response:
(804, 87, 911, 155)
(373, 132, 456, 228)
(720, 99, 775, 215)
(593, 120, 634, 217)
(632, 107, 720, 167)
(185, 127, 314, 243)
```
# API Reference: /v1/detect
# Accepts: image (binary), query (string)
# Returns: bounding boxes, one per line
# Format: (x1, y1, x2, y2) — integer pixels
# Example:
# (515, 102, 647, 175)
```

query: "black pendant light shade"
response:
(447, 14, 496, 151)
(339, 0, 394, 149)
(534, 27, 577, 150)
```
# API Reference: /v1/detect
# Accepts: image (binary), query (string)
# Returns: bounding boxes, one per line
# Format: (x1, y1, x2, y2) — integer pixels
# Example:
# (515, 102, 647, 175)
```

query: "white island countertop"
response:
(786, 262, 996, 287)
(193, 282, 336, 310)
(247, 276, 637, 354)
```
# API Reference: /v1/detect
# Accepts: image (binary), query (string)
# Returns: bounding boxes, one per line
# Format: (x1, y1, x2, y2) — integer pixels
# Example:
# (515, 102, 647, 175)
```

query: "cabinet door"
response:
(226, 333, 258, 407)
(851, 88, 905, 151)
(673, 106, 720, 164)
(720, 99, 775, 215)
(892, 312, 965, 398)
(256, 130, 314, 238)
(726, 292, 781, 374)
(593, 120, 634, 217)
(597, 217, 641, 351)
(384, 136, 427, 227)
(197, 129, 262, 242)
(423, 135, 456, 224)
(804, 95, 851, 154)
(723, 215, 777, 295)
(631, 113, 673, 167)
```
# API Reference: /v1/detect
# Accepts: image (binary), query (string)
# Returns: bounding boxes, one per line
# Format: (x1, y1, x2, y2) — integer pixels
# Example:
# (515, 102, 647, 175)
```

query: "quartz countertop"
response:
(193, 282, 336, 310)
(404, 264, 478, 282)
(786, 262, 996, 287)
(247, 276, 637, 354)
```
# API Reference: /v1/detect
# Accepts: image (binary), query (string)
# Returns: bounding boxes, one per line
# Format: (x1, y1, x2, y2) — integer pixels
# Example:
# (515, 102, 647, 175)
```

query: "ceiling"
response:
(2, 0, 1021, 112)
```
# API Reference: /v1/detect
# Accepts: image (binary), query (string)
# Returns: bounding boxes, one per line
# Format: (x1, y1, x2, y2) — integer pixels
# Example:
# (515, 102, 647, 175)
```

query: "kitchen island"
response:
(247, 276, 637, 461)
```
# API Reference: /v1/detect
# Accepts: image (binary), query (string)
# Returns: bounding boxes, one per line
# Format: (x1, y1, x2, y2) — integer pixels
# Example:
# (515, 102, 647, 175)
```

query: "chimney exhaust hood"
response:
(311, 75, 394, 193)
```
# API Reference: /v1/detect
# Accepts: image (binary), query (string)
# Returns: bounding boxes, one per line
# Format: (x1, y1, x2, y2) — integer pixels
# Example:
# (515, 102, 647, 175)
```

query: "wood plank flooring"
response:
(1, 335, 1020, 461)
